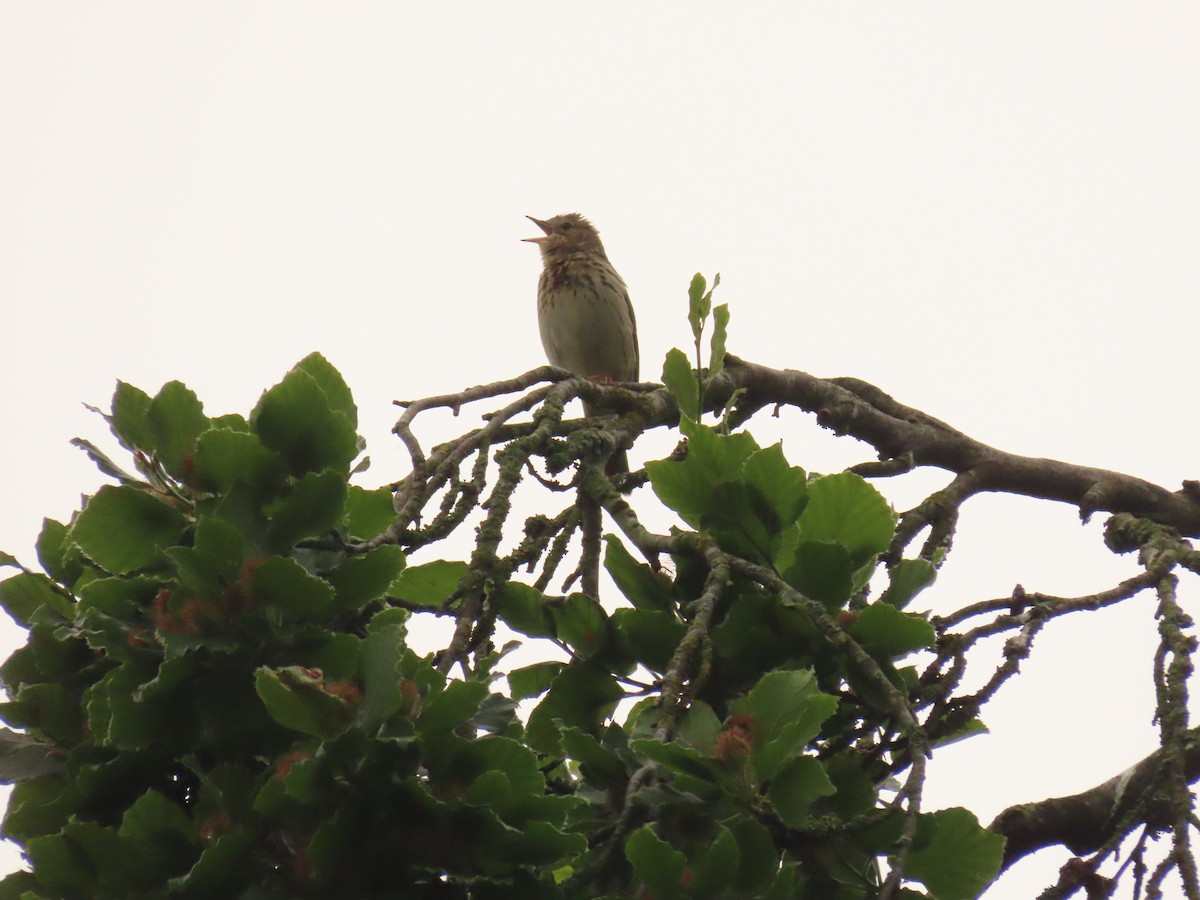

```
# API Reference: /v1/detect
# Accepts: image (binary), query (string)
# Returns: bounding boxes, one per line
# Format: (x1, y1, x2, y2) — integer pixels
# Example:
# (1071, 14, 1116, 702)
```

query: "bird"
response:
(524, 213, 639, 474)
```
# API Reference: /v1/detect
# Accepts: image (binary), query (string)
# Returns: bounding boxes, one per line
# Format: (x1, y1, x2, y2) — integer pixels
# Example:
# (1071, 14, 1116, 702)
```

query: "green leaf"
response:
(526, 663, 624, 755)
(930, 717, 989, 751)
(730, 669, 838, 782)
(345, 485, 396, 539)
(798, 473, 896, 567)
(881, 558, 938, 609)
(626, 825, 687, 898)
(729, 816, 779, 893)
(498, 581, 555, 638)
(687, 272, 710, 338)
(294, 352, 357, 429)
(903, 808, 1006, 900)
(646, 424, 759, 527)
(251, 364, 359, 476)
(72, 485, 187, 574)
(611, 608, 684, 673)
(551, 593, 609, 660)
(559, 726, 628, 788)
(165, 546, 224, 601)
(147, 381, 209, 475)
(417, 680, 488, 737)
(742, 444, 808, 535)
(847, 603, 935, 660)
(781, 540, 853, 610)
(768, 756, 836, 827)
(192, 429, 285, 495)
(327, 545, 406, 609)
(165, 831, 255, 896)
(662, 347, 700, 422)
(677, 700, 722, 754)
(603, 535, 671, 611)
(254, 666, 356, 738)
(391, 559, 467, 607)
(507, 661, 565, 701)
(251, 557, 336, 620)
(360, 618, 411, 729)
(630, 739, 720, 785)
(0, 573, 73, 626)
(109, 381, 154, 452)
(709, 302, 730, 378)
(119, 787, 193, 842)
(0, 728, 66, 782)
(265, 469, 347, 552)
(691, 823, 739, 895)
(192, 516, 245, 582)
(35, 518, 73, 585)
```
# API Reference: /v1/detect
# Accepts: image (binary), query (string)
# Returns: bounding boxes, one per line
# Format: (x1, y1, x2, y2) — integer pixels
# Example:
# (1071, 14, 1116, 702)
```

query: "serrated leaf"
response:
(526, 663, 624, 755)
(0, 728, 66, 782)
(847, 603, 935, 659)
(677, 701, 722, 755)
(498, 581, 554, 638)
(327, 545, 406, 609)
(294, 352, 357, 428)
(254, 666, 355, 738)
(730, 670, 839, 781)
(647, 425, 759, 528)
(251, 557, 336, 619)
(345, 485, 396, 539)
(508, 661, 564, 701)
(781, 539, 854, 610)
(880, 558, 938, 609)
(34, 519, 73, 584)
(192, 429, 285, 495)
(70, 437, 140, 484)
(72, 485, 187, 574)
(417, 680, 488, 737)
(551, 593, 609, 660)
(251, 365, 359, 476)
(798, 472, 896, 567)
(768, 756, 836, 827)
(360, 619, 409, 729)
(0, 573, 73, 626)
(729, 816, 779, 892)
(611, 608, 684, 673)
(109, 381, 153, 453)
(264, 470, 346, 553)
(903, 808, 1005, 900)
(391, 559, 467, 607)
(603, 536, 671, 611)
(626, 825, 687, 897)
(559, 725, 628, 788)
(147, 381, 209, 475)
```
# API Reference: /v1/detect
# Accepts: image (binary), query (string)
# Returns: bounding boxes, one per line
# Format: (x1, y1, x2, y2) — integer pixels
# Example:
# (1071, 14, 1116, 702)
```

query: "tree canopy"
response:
(0, 280, 1197, 898)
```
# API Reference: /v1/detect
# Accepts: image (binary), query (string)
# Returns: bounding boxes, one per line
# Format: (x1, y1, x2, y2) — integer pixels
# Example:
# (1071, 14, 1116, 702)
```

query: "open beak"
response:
(522, 215, 552, 244)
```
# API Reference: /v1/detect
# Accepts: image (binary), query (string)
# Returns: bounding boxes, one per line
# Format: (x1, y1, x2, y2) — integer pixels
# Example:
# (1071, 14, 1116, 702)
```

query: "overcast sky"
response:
(3, 4, 1198, 895)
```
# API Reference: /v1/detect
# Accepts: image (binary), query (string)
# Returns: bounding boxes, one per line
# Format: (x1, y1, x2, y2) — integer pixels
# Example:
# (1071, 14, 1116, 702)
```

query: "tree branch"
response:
(990, 726, 1200, 869)
(710, 358, 1200, 537)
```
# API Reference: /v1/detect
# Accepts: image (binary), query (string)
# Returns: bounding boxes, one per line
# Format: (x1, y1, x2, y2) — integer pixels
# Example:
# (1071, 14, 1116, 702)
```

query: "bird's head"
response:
(523, 213, 607, 261)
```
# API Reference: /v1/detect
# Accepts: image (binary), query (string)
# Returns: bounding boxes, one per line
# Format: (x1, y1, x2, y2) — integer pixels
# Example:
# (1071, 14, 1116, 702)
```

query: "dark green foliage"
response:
(0, 352, 1002, 899)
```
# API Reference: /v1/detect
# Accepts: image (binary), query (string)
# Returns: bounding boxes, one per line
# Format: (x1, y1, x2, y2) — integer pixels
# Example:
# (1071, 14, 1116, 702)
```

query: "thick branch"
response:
(709, 358, 1200, 537)
(990, 727, 1200, 869)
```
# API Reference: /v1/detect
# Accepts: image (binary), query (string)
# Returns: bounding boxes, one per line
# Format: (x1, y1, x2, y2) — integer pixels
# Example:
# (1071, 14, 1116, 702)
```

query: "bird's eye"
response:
(558, 221, 573, 232)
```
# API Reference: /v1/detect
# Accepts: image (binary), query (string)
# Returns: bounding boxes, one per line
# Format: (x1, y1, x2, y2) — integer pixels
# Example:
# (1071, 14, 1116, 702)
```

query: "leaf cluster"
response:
(0, 344, 1005, 898)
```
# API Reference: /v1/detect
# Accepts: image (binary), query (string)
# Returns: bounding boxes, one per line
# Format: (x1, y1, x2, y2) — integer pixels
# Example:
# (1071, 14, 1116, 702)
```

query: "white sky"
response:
(2, 4, 1198, 896)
